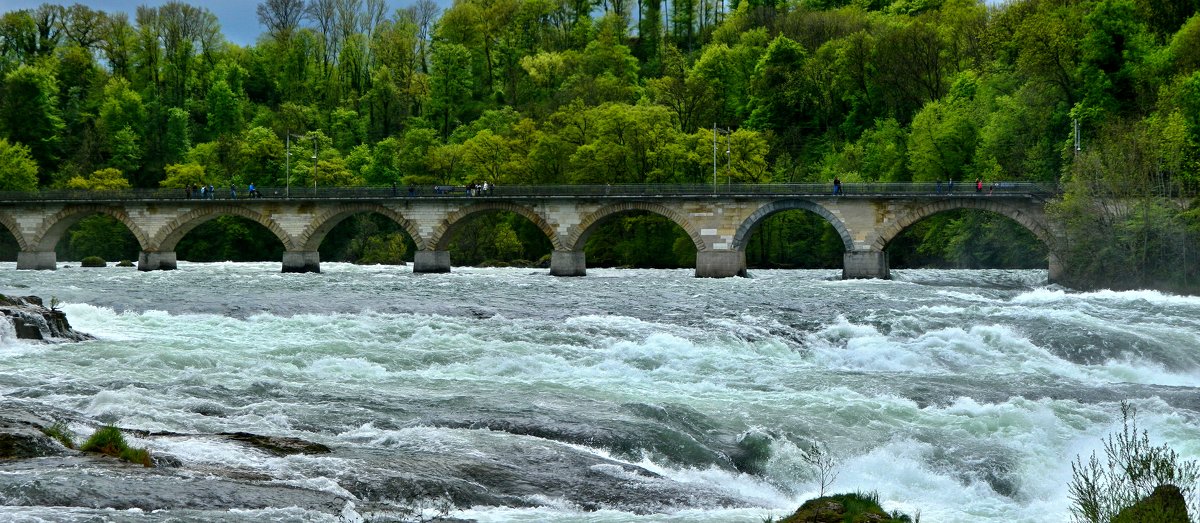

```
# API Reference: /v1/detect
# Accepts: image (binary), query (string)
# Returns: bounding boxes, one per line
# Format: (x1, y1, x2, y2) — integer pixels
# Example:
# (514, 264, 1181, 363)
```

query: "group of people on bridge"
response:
(431, 182, 495, 196)
(184, 184, 215, 200)
(184, 183, 262, 199)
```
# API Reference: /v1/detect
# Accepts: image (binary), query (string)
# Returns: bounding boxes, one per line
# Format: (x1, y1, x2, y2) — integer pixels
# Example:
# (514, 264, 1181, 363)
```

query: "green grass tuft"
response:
(41, 420, 75, 449)
(80, 425, 153, 467)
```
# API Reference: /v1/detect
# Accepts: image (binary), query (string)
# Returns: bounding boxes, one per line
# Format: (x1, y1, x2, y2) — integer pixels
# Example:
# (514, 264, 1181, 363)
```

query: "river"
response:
(0, 263, 1197, 522)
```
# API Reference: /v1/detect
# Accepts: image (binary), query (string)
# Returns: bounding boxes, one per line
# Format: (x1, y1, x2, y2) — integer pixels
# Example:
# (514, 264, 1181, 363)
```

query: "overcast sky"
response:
(1, 1, 447, 46)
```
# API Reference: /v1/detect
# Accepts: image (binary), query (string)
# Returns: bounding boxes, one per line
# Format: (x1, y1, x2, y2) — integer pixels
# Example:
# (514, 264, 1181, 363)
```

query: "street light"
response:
(286, 131, 318, 198)
(713, 124, 730, 193)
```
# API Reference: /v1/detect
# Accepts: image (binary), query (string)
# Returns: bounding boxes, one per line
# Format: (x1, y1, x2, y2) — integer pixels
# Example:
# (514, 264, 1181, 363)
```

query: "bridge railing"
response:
(0, 182, 1060, 202)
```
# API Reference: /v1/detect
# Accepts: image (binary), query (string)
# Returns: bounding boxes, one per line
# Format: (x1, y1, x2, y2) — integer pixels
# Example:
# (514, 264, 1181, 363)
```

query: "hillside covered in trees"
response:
(0, 0, 1198, 289)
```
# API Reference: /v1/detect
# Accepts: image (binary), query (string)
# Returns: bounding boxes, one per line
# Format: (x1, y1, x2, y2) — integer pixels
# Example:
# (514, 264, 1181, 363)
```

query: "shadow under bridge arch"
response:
(729, 200, 854, 275)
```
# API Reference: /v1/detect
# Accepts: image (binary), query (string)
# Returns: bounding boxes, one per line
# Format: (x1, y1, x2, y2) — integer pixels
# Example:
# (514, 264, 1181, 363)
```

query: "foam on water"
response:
(1, 266, 1198, 522)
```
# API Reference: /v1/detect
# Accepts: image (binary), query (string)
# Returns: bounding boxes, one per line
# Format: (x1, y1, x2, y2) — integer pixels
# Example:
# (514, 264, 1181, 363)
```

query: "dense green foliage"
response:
(0, 0, 1197, 282)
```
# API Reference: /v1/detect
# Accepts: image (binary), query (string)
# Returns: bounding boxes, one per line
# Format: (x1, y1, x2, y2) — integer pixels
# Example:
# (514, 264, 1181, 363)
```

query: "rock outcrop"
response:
(1114, 484, 1190, 523)
(780, 493, 914, 523)
(0, 295, 93, 342)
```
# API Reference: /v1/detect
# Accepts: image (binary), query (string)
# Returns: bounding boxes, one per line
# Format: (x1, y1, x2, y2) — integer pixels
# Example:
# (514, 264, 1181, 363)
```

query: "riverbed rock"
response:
(779, 493, 912, 523)
(219, 431, 333, 456)
(1113, 484, 1190, 523)
(0, 407, 70, 459)
(0, 295, 93, 342)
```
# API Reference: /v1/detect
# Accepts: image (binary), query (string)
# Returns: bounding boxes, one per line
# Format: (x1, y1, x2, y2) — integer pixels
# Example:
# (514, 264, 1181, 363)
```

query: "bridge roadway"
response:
(0, 182, 1061, 280)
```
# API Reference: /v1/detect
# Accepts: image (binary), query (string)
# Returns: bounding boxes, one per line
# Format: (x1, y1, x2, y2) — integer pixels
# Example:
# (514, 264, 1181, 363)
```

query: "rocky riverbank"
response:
(0, 295, 92, 342)
(0, 402, 364, 520)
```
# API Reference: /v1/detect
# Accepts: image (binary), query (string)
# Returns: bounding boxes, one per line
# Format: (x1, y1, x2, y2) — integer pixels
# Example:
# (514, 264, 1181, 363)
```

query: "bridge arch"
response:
(731, 199, 854, 251)
(567, 202, 704, 252)
(0, 211, 29, 251)
(429, 201, 563, 251)
(152, 205, 297, 252)
(31, 205, 149, 252)
(870, 198, 1055, 252)
(298, 203, 424, 252)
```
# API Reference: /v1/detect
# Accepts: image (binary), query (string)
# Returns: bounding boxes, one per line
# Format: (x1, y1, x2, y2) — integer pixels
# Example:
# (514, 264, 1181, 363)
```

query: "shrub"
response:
(41, 420, 75, 449)
(1069, 402, 1199, 523)
(116, 259, 134, 267)
(80, 256, 106, 267)
(80, 425, 153, 467)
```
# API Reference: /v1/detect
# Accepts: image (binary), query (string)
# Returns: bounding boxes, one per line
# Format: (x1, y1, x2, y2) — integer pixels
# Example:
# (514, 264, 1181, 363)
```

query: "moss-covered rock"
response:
(779, 492, 914, 523)
(116, 259, 134, 267)
(1113, 484, 1190, 523)
(80, 256, 106, 267)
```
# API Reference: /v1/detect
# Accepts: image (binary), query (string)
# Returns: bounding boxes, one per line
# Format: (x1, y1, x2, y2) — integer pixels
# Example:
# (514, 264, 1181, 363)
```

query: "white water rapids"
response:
(0, 263, 1197, 522)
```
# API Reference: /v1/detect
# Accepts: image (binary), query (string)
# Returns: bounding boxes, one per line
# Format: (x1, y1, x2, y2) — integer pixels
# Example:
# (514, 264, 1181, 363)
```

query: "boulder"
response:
(780, 493, 912, 523)
(1114, 484, 1190, 523)
(0, 406, 71, 459)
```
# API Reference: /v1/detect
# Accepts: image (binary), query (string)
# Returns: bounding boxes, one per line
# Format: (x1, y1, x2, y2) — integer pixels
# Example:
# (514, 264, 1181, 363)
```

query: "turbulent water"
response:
(1, 262, 1198, 522)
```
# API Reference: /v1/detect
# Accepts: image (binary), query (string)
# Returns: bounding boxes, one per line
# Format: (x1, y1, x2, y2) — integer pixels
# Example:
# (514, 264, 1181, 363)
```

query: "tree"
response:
(207, 79, 244, 138)
(907, 75, 982, 183)
(240, 127, 284, 186)
(160, 163, 207, 188)
(428, 42, 474, 139)
(1, 64, 64, 180)
(646, 45, 715, 133)
(0, 138, 38, 191)
(257, 0, 306, 43)
(746, 35, 816, 136)
(65, 168, 132, 191)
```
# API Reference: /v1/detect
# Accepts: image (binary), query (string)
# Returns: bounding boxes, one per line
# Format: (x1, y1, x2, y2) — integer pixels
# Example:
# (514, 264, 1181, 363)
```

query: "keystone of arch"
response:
(152, 205, 298, 252)
(869, 199, 1055, 251)
(31, 205, 150, 251)
(298, 203, 425, 251)
(428, 201, 565, 251)
(567, 202, 704, 252)
(730, 199, 854, 251)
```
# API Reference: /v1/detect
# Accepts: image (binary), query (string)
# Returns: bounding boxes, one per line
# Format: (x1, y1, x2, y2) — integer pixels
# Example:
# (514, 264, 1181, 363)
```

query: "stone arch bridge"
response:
(0, 183, 1061, 280)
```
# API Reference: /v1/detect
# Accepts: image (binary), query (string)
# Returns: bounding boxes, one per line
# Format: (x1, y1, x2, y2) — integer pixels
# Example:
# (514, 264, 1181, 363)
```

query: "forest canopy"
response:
(1, 0, 1198, 288)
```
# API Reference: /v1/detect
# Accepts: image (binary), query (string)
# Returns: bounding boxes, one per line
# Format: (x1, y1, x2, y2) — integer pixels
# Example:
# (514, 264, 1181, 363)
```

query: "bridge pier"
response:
(138, 251, 177, 271)
(413, 250, 451, 273)
(550, 251, 586, 276)
(843, 250, 889, 279)
(1047, 252, 1064, 283)
(282, 251, 320, 273)
(16, 251, 56, 270)
(695, 251, 747, 278)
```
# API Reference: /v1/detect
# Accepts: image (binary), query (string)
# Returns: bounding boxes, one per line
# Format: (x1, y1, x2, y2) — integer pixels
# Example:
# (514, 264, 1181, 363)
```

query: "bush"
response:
(116, 259, 134, 267)
(80, 256, 106, 267)
(1069, 402, 1200, 523)
(80, 425, 152, 467)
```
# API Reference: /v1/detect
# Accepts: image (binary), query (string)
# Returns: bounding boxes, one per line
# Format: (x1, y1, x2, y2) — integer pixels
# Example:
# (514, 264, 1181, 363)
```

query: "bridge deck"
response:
(0, 182, 1058, 203)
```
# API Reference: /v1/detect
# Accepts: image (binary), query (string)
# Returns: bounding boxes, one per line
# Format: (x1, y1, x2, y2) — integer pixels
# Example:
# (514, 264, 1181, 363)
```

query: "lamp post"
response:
(285, 132, 292, 198)
(286, 132, 318, 198)
(712, 124, 730, 194)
